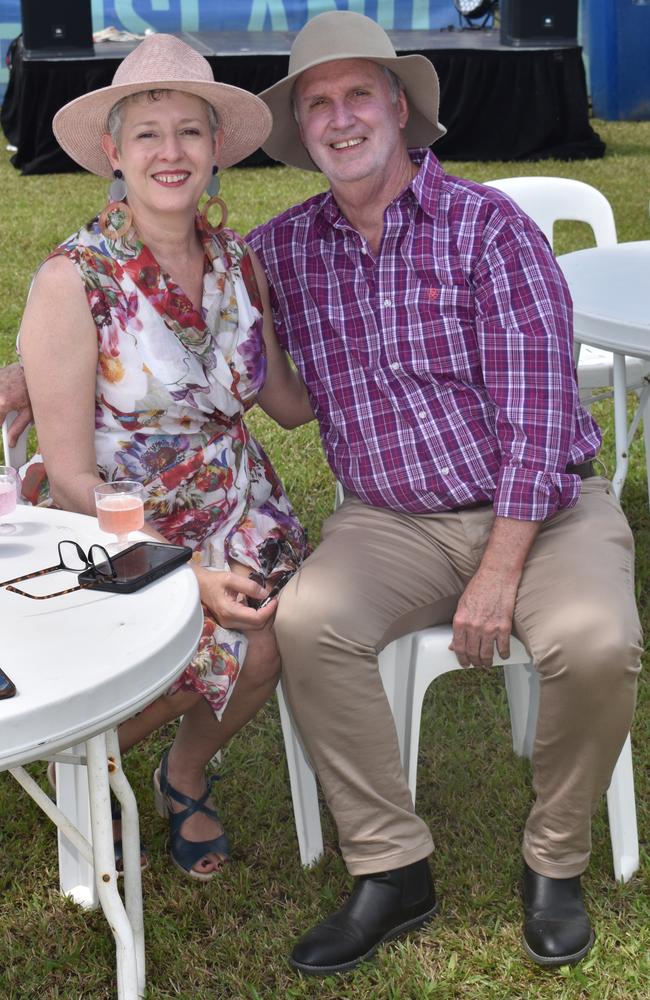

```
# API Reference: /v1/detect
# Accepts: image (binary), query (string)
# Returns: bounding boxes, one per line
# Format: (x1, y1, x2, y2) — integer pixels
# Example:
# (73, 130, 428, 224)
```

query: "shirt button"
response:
(383, 298, 392, 307)
(441, 467, 450, 476)
(418, 410, 427, 420)
(360, 246, 367, 255)
(391, 362, 399, 371)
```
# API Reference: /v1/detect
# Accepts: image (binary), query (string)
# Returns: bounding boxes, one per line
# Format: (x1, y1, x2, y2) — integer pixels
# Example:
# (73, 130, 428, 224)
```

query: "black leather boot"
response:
(522, 862, 594, 966)
(290, 858, 437, 975)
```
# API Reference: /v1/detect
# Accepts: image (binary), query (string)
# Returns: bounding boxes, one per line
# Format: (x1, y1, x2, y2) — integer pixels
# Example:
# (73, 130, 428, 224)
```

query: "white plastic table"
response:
(0, 506, 203, 999)
(558, 241, 650, 499)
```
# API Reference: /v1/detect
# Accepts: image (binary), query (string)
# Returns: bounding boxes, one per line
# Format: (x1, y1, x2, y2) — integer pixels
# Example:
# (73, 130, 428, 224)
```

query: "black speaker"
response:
(21, 0, 93, 52)
(500, 0, 578, 47)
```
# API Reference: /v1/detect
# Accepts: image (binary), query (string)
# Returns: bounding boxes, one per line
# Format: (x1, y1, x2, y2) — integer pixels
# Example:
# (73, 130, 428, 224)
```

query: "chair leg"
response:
(404, 665, 437, 805)
(55, 747, 98, 908)
(503, 662, 539, 760)
(276, 680, 324, 866)
(402, 633, 462, 805)
(606, 735, 639, 883)
(378, 634, 414, 765)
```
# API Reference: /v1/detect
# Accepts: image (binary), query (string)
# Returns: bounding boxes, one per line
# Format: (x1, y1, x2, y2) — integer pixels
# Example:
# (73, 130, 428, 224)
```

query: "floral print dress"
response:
(25, 216, 308, 719)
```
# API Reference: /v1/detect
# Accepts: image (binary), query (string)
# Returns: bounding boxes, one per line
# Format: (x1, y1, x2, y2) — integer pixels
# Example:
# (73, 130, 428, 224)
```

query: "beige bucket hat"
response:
(260, 11, 447, 171)
(53, 33, 273, 177)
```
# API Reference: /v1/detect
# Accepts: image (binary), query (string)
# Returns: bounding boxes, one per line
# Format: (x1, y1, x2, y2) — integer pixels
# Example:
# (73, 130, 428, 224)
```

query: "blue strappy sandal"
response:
(153, 748, 230, 881)
(111, 796, 149, 874)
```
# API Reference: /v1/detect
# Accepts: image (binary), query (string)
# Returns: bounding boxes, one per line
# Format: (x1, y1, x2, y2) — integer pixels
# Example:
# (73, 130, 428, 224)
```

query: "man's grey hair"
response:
(291, 64, 405, 123)
(106, 89, 220, 147)
(381, 66, 404, 103)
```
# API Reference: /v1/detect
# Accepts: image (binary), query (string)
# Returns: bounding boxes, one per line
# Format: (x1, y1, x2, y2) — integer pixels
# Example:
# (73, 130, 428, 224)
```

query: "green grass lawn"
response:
(0, 119, 648, 999)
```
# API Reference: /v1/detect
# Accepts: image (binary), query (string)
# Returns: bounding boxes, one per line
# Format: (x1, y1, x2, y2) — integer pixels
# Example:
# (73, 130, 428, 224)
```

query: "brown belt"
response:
(456, 460, 596, 512)
(566, 460, 595, 479)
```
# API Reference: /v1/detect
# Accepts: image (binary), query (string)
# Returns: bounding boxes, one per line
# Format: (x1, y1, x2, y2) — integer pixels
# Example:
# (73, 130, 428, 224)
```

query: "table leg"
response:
(85, 734, 141, 1000)
(105, 729, 146, 995)
(642, 383, 650, 510)
(612, 353, 630, 498)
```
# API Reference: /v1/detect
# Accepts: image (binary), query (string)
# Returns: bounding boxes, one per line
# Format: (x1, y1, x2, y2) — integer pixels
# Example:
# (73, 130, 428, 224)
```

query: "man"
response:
(0, 10, 641, 976)
(246, 10, 642, 977)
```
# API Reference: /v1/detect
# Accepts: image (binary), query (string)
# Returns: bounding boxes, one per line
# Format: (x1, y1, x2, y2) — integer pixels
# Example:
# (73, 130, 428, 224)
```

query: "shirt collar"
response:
(408, 148, 445, 220)
(314, 148, 445, 236)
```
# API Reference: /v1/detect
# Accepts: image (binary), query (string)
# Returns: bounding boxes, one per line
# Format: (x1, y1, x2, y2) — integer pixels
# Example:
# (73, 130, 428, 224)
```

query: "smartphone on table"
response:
(0, 666, 16, 699)
(78, 541, 192, 594)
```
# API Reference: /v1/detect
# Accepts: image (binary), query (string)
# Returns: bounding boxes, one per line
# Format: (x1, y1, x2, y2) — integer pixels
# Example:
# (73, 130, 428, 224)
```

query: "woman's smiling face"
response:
(101, 90, 223, 223)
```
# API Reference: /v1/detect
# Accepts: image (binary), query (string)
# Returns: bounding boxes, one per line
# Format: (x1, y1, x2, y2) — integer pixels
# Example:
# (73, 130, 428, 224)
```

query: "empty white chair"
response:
(484, 176, 650, 499)
(484, 176, 616, 248)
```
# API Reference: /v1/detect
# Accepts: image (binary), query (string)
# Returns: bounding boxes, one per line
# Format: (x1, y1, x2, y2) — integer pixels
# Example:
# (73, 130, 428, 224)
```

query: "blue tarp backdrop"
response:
(0, 1, 460, 103)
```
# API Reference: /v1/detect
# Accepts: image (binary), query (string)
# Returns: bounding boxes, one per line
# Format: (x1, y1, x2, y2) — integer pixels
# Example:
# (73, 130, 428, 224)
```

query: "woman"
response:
(18, 34, 313, 880)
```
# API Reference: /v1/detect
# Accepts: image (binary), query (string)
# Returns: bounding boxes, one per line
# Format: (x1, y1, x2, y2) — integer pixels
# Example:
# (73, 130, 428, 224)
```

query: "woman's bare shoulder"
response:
(20, 251, 95, 349)
(26, 253, 90, 315)
(33, 252, 82, 287)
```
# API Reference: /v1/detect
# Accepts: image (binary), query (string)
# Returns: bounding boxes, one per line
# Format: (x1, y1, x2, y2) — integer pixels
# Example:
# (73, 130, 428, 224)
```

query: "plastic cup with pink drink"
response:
(94, 480, 145, 549)
(0, 466, 19, 536)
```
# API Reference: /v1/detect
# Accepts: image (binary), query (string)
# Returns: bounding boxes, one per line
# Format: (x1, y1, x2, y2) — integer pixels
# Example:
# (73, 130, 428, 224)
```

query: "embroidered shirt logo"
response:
(427, 287, 440, 301)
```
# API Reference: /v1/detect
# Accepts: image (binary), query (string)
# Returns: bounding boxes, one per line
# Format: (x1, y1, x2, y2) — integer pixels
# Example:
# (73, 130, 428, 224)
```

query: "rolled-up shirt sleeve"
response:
(473, 216, 585, 520)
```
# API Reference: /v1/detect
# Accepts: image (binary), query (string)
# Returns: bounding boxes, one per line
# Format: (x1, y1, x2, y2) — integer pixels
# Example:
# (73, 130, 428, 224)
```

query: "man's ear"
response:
(397, 88, 409, 131)
(101, 133, 120, 172)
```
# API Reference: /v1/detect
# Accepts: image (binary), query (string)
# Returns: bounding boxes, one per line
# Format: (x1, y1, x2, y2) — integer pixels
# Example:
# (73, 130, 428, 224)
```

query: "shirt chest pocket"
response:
(399, 282, 482, 382)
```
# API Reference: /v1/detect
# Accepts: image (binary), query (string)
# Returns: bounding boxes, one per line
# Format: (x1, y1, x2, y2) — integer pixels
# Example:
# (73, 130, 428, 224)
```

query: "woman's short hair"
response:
(106, 89, 220, 146)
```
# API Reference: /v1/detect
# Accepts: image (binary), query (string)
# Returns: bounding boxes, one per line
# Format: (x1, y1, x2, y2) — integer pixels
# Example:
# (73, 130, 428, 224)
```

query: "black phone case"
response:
(78, 542, 192, 594)
(0, 668, 17, 699)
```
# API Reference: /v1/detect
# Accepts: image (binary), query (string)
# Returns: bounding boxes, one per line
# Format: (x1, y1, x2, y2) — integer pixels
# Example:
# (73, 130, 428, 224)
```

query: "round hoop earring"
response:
(99, 168, 133, 239)
(99, 202, 133, 239)
(200, 195, 228, 232)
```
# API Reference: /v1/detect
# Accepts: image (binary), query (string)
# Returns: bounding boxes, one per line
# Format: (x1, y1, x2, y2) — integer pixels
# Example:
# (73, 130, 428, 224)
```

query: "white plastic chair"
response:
(484, 176, 650, 499)
(277, 630, 638, 882)
(277, 482, 639, 883)
(1, 409, 29, 470)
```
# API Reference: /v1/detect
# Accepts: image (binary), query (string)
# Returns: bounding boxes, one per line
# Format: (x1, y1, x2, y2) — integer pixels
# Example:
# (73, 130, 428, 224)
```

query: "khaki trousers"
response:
(274, 477, 642, 878)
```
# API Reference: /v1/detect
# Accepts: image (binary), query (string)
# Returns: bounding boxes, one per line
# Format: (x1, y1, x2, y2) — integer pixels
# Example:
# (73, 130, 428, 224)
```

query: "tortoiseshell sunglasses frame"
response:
(0, 539, 116, 599)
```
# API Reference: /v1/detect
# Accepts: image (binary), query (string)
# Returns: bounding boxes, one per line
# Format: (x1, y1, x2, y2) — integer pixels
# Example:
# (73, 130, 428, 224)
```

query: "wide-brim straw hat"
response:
(260, 11, 447, 172)
(53, 33, 273, 177)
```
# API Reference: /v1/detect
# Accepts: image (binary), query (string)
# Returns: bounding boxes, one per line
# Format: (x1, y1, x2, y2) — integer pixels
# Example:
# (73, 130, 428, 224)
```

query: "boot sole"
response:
(523, 929, 595, 968)
(290, 901, 439, 976)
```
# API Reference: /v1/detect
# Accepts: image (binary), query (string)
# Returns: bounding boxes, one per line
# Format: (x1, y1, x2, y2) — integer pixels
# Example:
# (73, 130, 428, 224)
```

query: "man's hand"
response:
(450, 516, 540, 668)
(0, 362, 33, 448)
(451, 565, 520, 668)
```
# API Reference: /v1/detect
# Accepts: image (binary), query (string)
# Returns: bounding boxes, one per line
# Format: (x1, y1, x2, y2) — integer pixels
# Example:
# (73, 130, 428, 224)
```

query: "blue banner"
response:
(1, 1, 460, 105)
(94, 1, 458, 33)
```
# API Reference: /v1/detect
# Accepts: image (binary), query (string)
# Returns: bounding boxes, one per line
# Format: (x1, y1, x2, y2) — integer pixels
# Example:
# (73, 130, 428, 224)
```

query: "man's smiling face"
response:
(293, 58, 409, 187)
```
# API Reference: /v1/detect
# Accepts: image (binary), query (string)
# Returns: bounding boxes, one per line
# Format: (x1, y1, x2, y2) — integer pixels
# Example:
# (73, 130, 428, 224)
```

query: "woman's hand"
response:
(194, 565, 278, 632)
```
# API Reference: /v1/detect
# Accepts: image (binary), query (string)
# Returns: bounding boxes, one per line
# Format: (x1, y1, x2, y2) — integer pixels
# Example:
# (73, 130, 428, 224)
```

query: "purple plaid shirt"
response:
(247, 150, 601, 520)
